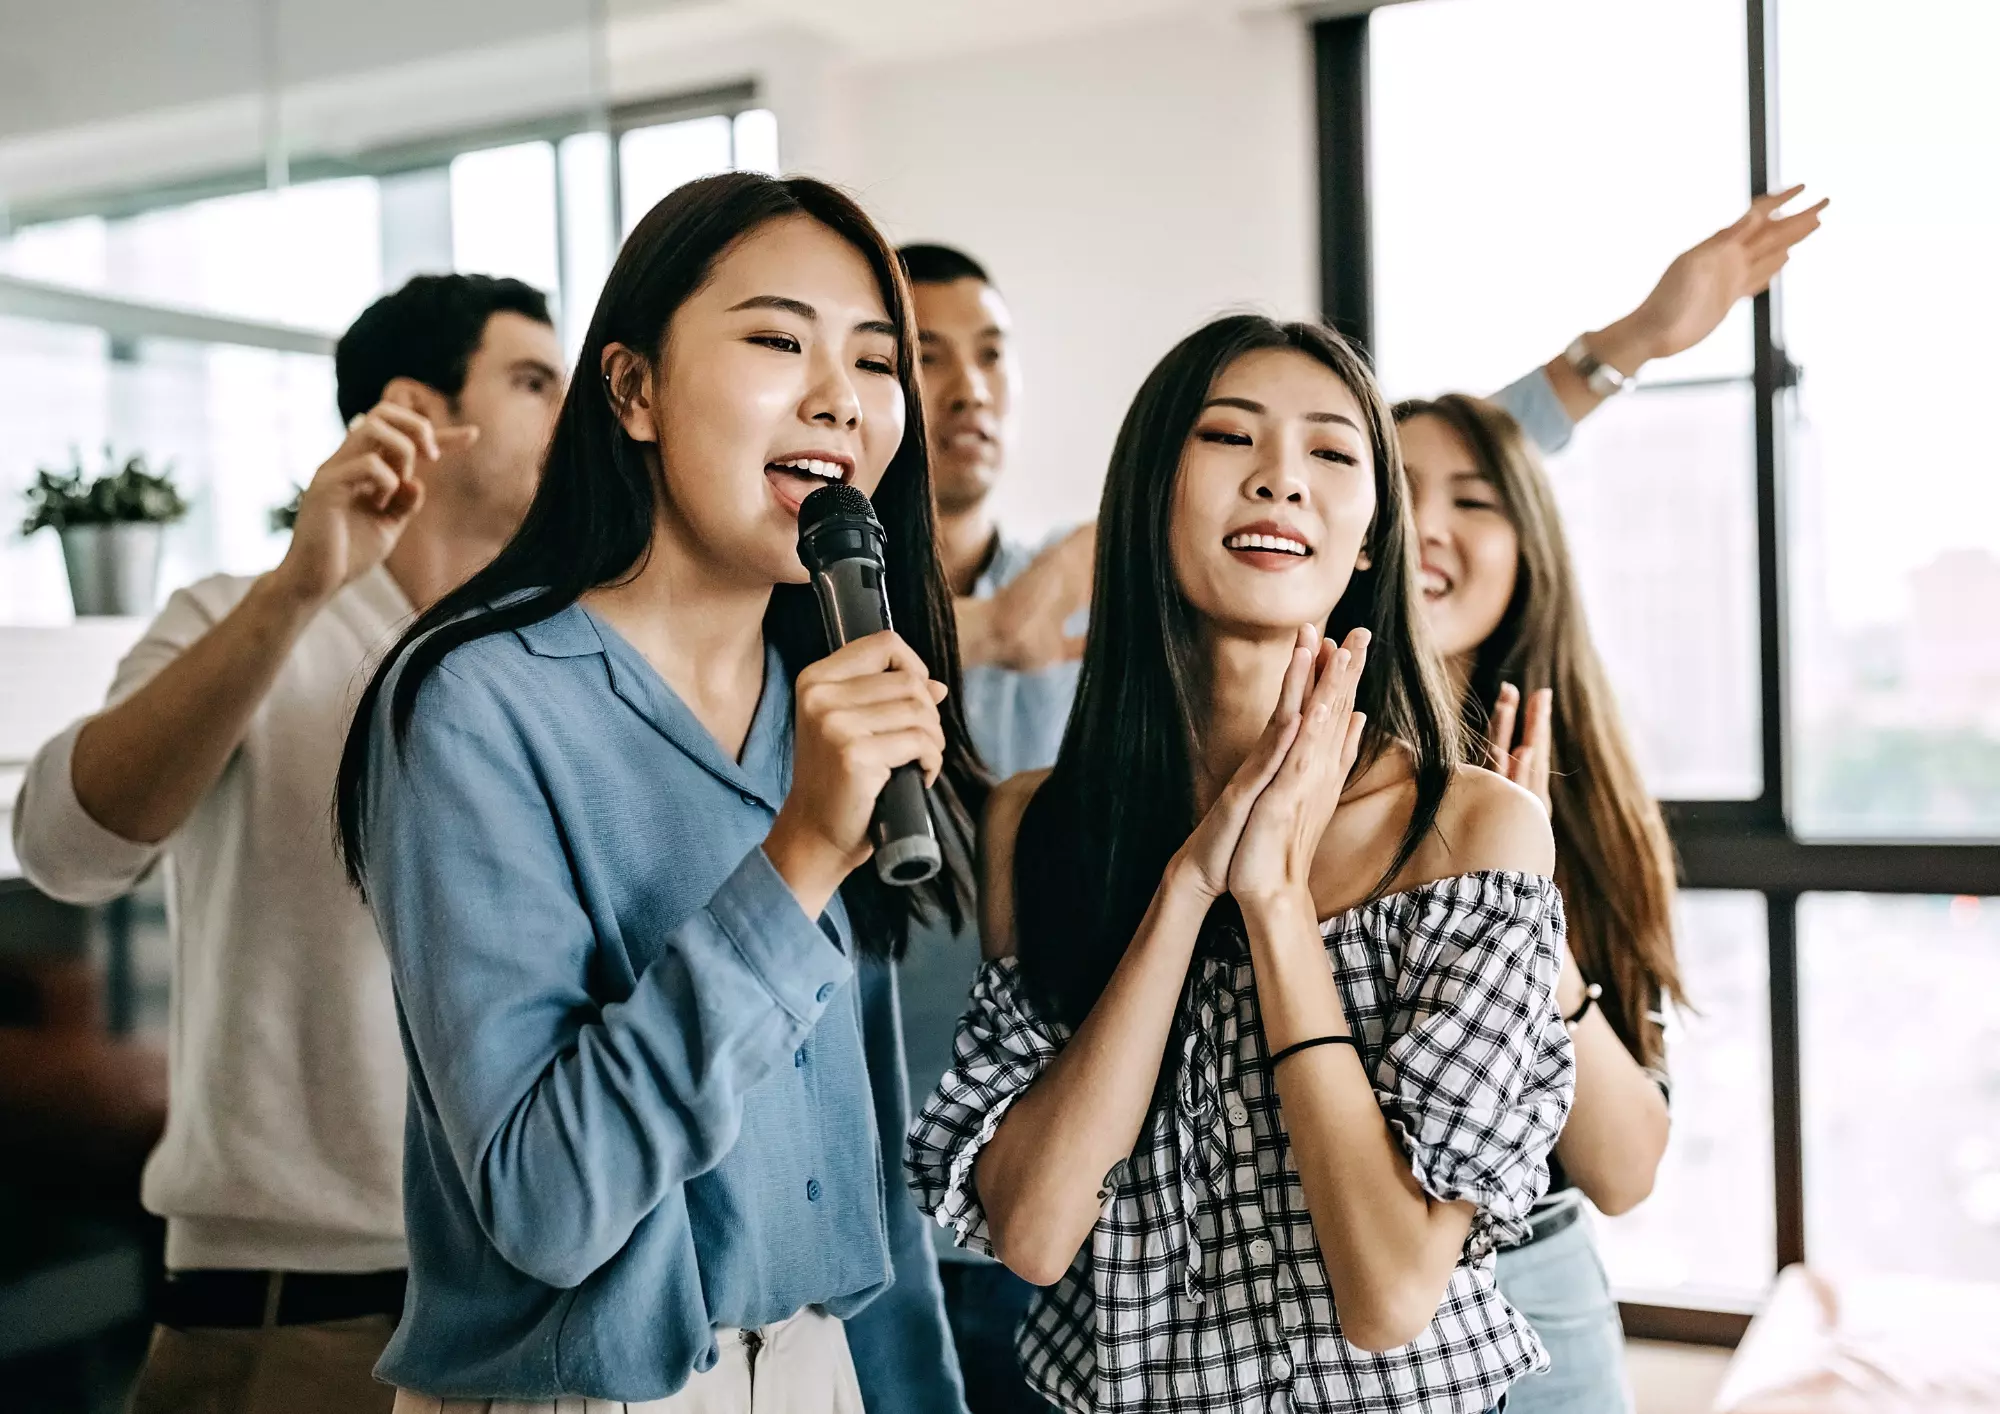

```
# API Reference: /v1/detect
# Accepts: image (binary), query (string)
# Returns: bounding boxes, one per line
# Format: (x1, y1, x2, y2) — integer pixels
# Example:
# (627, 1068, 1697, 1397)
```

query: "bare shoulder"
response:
(1430, 764, 1554, 878)
(978, 768, 1052, 960)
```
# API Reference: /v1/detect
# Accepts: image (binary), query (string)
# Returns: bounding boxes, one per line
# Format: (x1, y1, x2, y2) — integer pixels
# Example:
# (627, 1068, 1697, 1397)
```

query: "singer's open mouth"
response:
(765, 452, 853, 512)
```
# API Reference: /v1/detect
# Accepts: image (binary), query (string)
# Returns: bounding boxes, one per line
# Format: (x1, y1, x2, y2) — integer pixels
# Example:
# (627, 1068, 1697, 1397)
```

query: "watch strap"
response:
(1564, 335, 1629, 398)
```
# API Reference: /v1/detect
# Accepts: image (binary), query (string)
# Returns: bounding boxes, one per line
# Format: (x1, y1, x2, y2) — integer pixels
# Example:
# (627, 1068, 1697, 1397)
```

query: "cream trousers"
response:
(390, 1308, 863, 1414)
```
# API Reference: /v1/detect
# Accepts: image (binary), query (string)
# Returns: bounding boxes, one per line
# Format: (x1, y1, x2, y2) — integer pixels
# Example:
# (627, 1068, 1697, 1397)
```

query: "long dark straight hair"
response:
(1393, 393, 1684, 1065)
(1014, 316, 1462, 1030)
(335, 171, 986, 956)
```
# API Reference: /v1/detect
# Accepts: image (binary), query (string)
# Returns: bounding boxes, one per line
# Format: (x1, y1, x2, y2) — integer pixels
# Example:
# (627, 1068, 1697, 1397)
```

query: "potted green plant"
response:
(21, 447, 189, 616)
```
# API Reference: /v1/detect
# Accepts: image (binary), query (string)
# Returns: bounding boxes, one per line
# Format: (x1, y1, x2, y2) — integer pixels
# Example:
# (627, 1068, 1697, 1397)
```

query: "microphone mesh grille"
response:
(799, 482, 876, 534)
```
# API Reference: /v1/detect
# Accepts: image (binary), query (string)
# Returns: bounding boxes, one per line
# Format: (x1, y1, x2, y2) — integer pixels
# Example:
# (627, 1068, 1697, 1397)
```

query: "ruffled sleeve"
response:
(905, 957, 1071, 1256)
(1375, 872, 1576, 1258)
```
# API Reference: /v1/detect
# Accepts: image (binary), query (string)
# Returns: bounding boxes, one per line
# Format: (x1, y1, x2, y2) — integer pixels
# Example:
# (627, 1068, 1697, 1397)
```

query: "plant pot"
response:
(57, 523, 164, 617)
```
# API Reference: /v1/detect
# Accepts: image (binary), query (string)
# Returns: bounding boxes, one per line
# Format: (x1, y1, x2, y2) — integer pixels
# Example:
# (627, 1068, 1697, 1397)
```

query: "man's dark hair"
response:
(896, 243, 993, 289)
(335, 274, 551, 423)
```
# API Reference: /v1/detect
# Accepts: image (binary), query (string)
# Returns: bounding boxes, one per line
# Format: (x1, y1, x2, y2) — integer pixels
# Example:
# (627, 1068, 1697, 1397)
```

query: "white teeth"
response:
(1224, 532, 1309, 556)
(772, 457, 843, 482)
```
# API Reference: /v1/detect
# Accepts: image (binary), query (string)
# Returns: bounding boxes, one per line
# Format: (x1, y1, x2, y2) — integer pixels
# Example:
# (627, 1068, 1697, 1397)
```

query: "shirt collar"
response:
(517, 605, 790, 809)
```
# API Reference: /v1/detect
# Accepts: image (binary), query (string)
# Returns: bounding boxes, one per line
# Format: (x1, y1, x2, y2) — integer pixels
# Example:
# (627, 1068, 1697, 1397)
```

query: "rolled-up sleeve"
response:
(364, 660, 853, 1290)
(905, 957, 1070, 1256)
(1375, 875, 1574, 1258)
(12, 584, 227, 903)
(1491, 367, 1576, 455)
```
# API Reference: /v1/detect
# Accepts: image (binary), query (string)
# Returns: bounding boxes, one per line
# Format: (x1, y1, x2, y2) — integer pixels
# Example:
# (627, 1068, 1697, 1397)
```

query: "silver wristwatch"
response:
(1564, 335, 1630, 398)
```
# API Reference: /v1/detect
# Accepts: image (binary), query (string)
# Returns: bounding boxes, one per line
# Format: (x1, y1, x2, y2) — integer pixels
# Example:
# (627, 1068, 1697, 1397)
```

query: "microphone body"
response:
(796, 484, 943, 886)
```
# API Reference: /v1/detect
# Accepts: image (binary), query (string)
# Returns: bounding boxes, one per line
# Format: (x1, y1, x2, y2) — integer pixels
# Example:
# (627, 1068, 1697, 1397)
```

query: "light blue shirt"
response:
(896, 370, 1575, 1261)
(359, 605, 962, 1408)
(957, 530, 1087, 781)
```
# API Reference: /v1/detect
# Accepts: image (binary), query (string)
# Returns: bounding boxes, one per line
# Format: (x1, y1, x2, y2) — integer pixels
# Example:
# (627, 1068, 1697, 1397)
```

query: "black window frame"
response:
(1315, 0, 2000, 1345)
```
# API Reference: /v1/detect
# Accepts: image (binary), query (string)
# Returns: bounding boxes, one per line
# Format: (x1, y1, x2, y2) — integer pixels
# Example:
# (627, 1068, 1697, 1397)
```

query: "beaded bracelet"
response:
(1564, 982, 1604, 1029)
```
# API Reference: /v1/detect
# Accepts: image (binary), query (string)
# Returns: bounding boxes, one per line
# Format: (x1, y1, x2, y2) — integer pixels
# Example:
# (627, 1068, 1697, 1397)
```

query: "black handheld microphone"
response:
(796, 483, 943, 886)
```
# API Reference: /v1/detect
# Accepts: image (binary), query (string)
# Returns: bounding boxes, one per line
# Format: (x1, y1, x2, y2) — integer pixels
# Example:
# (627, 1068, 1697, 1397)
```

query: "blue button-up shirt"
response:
(358, 604, 961, 1407)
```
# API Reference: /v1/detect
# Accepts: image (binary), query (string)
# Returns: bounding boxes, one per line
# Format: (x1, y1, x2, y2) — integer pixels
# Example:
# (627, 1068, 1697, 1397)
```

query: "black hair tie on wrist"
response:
(1565, 982, 1604, 1028)
(1269, 1034, 1360, 1069)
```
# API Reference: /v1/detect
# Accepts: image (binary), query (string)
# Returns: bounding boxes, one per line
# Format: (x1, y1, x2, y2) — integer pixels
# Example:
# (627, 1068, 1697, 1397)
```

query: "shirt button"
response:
(1249, 1236, 1274, 1264)
(740, 791, 762, 808)
(815, 982, 835, 1003)
(794, 1047, 807, 1068)
(1217, 990, 1236, 1014)
(806, 1178, 822, 1202)
(1225, 1097, 1250, 1127)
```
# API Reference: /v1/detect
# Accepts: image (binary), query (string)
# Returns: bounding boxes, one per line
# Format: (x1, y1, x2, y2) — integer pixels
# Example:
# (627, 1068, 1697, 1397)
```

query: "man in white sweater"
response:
(12, 274, 564, 1414)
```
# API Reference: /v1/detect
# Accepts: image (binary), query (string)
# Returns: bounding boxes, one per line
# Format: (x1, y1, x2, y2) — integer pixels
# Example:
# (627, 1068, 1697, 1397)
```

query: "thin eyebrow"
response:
(730, 295, 895, 342)
(1201, 395, 1361, 431)
(728, 294, 817, 320)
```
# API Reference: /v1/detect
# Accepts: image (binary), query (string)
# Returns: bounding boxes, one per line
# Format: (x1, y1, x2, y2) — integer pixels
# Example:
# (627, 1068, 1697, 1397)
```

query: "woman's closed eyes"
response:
(1195, 425, 1361, 467)
(747, 330, 898, 377)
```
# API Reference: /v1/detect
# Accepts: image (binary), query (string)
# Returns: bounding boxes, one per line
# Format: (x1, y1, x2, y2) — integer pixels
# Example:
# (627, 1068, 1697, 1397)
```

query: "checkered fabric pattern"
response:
(906, 870, 1575, 1413)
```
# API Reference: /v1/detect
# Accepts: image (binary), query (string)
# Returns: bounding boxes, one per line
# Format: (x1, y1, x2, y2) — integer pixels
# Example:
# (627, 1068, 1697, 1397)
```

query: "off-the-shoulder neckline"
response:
(983, 870, 1556, 972)
(1316, 868, 1556, 931)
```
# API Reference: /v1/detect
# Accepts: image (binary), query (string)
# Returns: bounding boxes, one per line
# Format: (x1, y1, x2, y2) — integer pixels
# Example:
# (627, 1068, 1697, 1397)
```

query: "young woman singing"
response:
(335, 172, 983, 1411)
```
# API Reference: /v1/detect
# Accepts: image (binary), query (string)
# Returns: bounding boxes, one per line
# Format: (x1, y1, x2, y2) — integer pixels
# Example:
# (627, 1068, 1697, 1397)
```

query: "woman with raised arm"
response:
(334, 172, 983, 1412)
(1398, 393, 1685, 1414)
(909, 315, 1575, 1413)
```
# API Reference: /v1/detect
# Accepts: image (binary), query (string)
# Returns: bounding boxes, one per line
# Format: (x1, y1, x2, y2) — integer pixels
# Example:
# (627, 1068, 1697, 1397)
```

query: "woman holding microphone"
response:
(335, 172, 982, 1411)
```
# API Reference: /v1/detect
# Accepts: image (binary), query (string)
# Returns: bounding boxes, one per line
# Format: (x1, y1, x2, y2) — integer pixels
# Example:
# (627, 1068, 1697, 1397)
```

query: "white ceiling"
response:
(0, 0, 1333, 145)
(0, 0, 704, 142)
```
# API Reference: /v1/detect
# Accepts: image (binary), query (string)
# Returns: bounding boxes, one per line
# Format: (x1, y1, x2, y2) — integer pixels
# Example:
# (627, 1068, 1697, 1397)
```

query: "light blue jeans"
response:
(1494, 1211, 1634, 1414)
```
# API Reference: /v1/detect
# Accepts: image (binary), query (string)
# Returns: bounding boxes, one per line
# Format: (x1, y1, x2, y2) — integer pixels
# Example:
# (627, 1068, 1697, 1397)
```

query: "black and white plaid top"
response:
(907, 870, 1575, 1414)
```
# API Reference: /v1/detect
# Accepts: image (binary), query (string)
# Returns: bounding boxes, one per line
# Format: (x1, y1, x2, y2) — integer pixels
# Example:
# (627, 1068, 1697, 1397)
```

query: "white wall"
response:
(828, 10, 1318, 538)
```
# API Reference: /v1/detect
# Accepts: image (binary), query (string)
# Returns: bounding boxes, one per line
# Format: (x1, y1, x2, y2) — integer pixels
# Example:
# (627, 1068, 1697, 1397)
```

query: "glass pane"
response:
(618, 115, 733, 236)
(1801, 893, 2000, 1278)
(1545, 383, 1762, 798)
(557, 131, 616, 356)
(451, 141, 560, 296)
(0, 315, 336, 623)
(1599, 891, 1774, 1306)
(1369, 0, 1752, 396)
(733, 108, 781, 177)
(3, 180, 383, 334)
(1780, 2, 2000, 837)
(0, 216, 108, 286)
(1368, 0, 1762, 801)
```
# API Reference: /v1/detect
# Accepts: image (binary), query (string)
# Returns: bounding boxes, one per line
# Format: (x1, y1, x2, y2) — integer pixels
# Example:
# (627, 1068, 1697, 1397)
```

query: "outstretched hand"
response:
(1628, 185, 1828, 363)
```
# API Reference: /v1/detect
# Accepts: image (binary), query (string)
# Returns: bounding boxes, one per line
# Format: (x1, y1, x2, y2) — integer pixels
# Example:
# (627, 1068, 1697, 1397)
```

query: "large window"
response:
(1777, 0, 2000, 838)
(1338, 0, 2000, 1339)
(0, 97, 777, 624)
